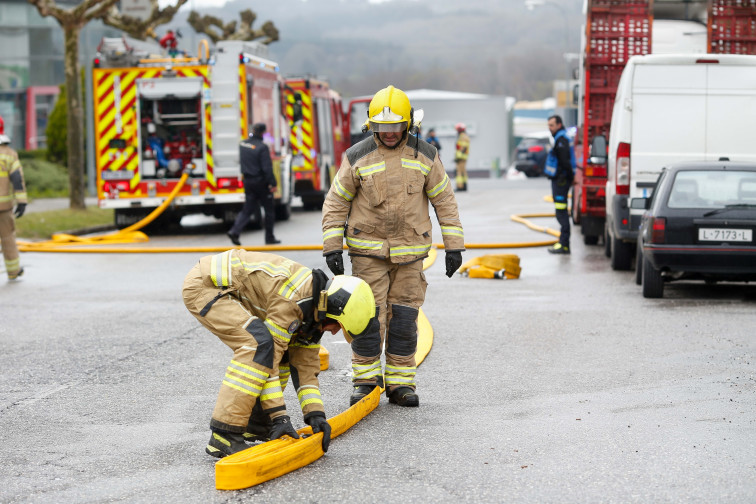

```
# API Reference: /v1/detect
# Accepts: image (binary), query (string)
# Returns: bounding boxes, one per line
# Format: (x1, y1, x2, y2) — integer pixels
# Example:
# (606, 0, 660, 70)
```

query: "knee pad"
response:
(351, 307, 382, 357)
(386, 304, 418, 357)
(246, 319, 274, 369)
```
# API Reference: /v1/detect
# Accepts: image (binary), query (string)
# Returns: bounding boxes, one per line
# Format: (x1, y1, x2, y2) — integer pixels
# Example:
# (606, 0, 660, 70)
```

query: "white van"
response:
(605, 53, 756, 270)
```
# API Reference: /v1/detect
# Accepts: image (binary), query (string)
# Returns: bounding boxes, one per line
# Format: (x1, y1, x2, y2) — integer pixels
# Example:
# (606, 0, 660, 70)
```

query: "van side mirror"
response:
(588, 134, 607, 165)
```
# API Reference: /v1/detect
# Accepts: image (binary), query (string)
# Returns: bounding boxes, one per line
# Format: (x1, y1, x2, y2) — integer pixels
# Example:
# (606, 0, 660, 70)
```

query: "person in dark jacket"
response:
(545, 115, 575, 254)
(425, 128, 442, 151)
(227, 122, 280, 245)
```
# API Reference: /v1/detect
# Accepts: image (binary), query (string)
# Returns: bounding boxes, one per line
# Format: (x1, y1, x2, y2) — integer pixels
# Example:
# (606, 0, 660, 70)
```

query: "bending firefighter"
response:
(322, 85, 465, 408)
(0, 116, 27, 281)
(182, 250, 376, 458)
(454, 123, 470, 191)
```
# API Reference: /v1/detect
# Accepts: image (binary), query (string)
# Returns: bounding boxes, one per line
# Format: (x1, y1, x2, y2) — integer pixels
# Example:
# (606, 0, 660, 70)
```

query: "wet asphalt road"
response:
(2, 176, 755, 503)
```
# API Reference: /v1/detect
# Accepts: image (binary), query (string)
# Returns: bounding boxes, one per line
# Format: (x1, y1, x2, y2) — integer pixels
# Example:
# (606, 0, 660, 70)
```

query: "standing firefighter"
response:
(0, 116, 27, 280)
(454, 123, 470, 191)
(183, 250, 376, 457)
(322, 85, 465, 407)
(545, 114, 575, 254)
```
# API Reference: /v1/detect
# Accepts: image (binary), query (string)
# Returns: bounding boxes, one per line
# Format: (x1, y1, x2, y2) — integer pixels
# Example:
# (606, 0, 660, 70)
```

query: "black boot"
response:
(205, 429, 248, 458)
(387, 386, 419, 407)
(349, 385, 376, 406)
(266, 236, 281, 245)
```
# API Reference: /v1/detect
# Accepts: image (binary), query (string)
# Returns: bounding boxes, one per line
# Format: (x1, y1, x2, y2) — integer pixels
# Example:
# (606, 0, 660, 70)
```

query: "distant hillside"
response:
(168, 0, 583, 100)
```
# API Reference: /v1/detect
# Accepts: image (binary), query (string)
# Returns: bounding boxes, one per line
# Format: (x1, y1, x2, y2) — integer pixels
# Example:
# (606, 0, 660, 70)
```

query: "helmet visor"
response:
(369, 121, 406, 133)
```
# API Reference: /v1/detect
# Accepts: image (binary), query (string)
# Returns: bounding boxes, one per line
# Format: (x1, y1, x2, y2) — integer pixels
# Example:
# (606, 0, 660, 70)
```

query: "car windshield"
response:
(518, 137, 548, 149)
(667, 170, 756, 209)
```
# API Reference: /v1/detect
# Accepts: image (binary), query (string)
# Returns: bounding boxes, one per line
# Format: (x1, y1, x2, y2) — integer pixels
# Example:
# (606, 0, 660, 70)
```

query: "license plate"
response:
(698, 228, 753, 242)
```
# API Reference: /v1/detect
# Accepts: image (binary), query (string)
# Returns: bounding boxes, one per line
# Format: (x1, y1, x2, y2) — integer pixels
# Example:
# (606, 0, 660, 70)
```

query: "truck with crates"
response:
(573, 0, 756, 258)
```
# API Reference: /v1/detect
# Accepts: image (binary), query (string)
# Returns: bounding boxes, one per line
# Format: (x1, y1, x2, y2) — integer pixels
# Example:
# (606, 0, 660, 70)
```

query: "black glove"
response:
(445, 251, 463, 278)
(14, 203, 26, 218)
(269, 415, 300, 441)
(325, 251, 344, 275)
(306, 412, 331, 452)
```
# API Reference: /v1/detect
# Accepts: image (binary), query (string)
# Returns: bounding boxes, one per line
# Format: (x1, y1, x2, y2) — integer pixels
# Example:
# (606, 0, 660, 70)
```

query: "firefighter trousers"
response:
(0, 209, 21, 278)
(455, 159, 468, 190)
(349, 255, 428, 393)
(182, 264, 279, 433)
(229, 179, 276, 241)
(551, 178, 571, 247)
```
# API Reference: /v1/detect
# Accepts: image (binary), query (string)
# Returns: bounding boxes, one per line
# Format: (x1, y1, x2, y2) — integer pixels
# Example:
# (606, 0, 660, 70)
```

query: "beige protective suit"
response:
(321, 133, 464, 393)
(183, 250, 324, 433)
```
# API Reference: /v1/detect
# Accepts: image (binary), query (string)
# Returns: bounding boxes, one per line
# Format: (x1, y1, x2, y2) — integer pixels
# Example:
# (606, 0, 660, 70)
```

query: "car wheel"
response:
(584, 234, 599, 245)
(635, 241, 643, 285)
(610, 234, 633, 271)
(642, 255, 664, 298)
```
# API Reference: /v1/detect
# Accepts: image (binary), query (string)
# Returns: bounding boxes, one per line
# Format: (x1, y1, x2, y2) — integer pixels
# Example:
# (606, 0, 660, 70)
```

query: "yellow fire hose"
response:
(15, 181, 558, 489)
(214, 249, 438, 490)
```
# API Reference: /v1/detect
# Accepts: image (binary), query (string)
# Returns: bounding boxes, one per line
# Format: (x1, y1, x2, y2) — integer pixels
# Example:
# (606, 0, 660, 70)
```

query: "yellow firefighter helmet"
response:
(323, 275, 376, 342)
(368, 85, 412, 133)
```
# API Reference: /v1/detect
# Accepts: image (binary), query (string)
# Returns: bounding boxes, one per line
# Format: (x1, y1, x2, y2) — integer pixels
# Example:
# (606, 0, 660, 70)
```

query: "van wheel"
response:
(610, 234, 633, 271)
(642, 256, 664, 298)
(604, 225, 611, 258)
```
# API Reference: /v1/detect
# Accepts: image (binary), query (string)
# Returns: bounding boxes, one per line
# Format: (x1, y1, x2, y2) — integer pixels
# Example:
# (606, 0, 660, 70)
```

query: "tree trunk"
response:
(64, 22, 86, 210)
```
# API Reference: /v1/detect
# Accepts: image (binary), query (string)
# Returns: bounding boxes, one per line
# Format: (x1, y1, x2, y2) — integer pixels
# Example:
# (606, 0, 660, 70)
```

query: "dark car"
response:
(635, 160, 756, 298)
(513, 136, 551, 177)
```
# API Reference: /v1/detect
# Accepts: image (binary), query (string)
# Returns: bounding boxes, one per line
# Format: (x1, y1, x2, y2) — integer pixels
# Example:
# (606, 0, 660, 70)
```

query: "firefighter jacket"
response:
(455, 131, 470, 161)
(322, 134, 465, 263)
(196, 250, 326, 419)
(0, 145, 27, 212)
(240, 135, 276, 188)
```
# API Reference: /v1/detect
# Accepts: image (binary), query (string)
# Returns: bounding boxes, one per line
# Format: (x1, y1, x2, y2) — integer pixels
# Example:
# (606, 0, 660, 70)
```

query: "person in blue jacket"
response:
(545, 115, 575, 254)
(425, 128, 441, 151)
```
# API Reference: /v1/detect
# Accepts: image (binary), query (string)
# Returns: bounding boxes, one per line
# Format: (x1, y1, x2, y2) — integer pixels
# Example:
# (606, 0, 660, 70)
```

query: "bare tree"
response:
(27, 0, 187, 210)
(187, 9, 279, 44)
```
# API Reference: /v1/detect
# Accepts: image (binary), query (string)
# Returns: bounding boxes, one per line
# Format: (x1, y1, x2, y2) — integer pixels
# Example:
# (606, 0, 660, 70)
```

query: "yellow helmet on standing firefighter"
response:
(321, 275, 376, 343)
(368, 85, 412, 133)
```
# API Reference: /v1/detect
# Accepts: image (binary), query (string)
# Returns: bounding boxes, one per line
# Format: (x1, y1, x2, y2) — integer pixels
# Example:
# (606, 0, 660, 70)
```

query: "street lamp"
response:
(525, 0, 572, 122)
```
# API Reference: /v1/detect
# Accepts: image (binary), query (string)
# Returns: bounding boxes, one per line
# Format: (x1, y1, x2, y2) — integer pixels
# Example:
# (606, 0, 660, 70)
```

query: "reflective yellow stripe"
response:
(389, 244, 431, 257)
(346, 236, 383, 250)
(224, 373, 264, 393)
(333, 177, 354, 202)
(278, 266, 311, 299)
(210, 251, 233, 287)
(441, 225, 464, 238)
(352, 360, 382, 380)
(357, 161, 385, 177)
(239, 260, 290, 276)
(401, 158, 430, 175)
(554, 202, 567, 210)
(265, 319, 291, 343)
(228, 360, 268, 383)
(297, 386, 323, 408)
(427, 174, 449, 198)
(261, 377, 283, 401)
(323, 227, 344, 241)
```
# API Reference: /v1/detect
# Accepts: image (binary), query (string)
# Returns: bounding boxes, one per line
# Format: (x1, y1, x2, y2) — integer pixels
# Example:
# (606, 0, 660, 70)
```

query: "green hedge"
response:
(17, 150, 69, 198)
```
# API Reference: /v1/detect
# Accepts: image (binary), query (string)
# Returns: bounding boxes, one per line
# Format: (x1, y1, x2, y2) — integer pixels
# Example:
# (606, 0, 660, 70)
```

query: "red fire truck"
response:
(282, 78, 349, 209)
(92, 38, 293, 229)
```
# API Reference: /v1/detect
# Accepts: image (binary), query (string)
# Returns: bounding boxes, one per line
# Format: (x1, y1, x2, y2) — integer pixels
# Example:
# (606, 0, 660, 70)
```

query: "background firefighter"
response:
(545, 114, 576, 255)
(0, 116, 27, 281)
(182, 250, 375, 458)
(321, 85, 465, 408)
(454, 123, 470, 191)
